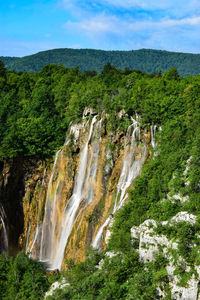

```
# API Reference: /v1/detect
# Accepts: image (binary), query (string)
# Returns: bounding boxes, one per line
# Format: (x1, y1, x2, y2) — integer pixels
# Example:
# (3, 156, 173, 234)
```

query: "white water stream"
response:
(150, 125, 157, 149)
(92, 116, 146, 249)
(0, 203, 8, 252)
(34, 115, 102, 270)
(48, 115, 97, 270)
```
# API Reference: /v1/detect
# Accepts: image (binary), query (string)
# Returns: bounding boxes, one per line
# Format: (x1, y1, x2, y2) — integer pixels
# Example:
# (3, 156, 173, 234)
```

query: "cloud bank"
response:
(61, 0, 200, 52)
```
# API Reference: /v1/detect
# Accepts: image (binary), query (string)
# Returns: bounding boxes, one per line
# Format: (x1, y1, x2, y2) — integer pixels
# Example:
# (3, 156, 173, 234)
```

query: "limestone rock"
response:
(167, 193, 189, 203)
(70, 123, 84, 142)
(44, 278, 69, 299)
(130, 212, 199, 299)
(82, 107, 97, 119)
(117, 109, 128, 119)
(170, 211, 196, 225)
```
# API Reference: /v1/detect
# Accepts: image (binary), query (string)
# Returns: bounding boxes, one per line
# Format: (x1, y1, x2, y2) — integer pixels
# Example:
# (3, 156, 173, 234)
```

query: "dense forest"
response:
(0, 60, 200, 299)
(1, 48, 200, 77)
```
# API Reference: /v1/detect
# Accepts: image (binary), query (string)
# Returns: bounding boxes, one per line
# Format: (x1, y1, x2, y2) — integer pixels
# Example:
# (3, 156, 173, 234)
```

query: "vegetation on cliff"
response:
(0, 252, 55, 300)
(0, 59, 200, 298)
(0, 60, 199, 161)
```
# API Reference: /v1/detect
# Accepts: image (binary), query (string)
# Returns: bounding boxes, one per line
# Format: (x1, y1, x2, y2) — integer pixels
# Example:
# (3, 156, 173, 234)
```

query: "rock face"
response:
(0, 112, 148, 270)
(170, 212, 196, 225)
(0, 158, 46, 255)
(44, 278, 69, 299)
(82, 107, 97, 119)
(131, 213, 200, 300)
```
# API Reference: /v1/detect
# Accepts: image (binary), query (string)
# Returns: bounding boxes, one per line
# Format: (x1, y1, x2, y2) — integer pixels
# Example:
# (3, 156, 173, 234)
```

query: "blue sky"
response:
(0, 0, 200, 56)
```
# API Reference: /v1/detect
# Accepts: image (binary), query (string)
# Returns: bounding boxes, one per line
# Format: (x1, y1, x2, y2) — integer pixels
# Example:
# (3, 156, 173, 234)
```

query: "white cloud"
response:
(63, 15, 122, 35)
(100, 0, 200, 16)
(62, 12, 200, 53)
(64, 14, 200, 36)
(162, 16, 200, 26)
(59, 0, 200, 53)
(128, 16, 200, 31)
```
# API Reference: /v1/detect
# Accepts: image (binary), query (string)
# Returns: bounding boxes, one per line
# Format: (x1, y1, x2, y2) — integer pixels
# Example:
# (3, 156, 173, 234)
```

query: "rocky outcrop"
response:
(44, 278, 69, 299)
(131, 213, 200, 300)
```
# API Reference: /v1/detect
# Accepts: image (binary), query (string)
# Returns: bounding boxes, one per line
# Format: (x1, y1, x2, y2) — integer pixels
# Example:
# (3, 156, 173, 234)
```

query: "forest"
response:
(1, 48, 200, 76)
(0, 59, 200, 299)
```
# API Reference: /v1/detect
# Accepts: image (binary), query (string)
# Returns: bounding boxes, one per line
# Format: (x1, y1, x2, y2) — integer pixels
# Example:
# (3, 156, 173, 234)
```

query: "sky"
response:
(0, 0, 200, 57)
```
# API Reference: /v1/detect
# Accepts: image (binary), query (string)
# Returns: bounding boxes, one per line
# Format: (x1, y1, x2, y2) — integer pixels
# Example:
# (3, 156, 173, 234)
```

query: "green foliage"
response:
(2, 58, 194, 161)
(1, 48, 200, 76)
(47, 249, 172, 299)
(0, 252, 50, 300)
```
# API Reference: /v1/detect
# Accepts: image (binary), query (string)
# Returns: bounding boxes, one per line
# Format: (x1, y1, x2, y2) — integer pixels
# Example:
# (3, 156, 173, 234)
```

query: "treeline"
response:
(0, 59, 199, 161)
(1, 48, 200, 76)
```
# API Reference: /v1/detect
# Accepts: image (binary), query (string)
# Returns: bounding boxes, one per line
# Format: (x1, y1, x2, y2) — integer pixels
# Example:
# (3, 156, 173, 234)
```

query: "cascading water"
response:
(28, 112, 146, 268)
(81, 116, 103, 206)
(34, 115, 103, 270)
(38, 125, 84, 262)
(92, 115, 146, 249)
(71, 115, 103, 247)
(25, 221, 31, 254)
(0, 203, 8, 252)
(150, 125, 157, 149)
(29, 125, 78, 260)
(47, 115, 98, 270)
(28, 169, 46, 257)
(39, 149, 63, 262)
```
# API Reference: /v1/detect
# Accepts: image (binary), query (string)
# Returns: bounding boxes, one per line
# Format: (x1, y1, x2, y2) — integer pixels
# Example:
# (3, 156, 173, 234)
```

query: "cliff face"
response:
(0, 111, 148, 269)
(0, 158, 46, 255)
(2, 110, 199, 299)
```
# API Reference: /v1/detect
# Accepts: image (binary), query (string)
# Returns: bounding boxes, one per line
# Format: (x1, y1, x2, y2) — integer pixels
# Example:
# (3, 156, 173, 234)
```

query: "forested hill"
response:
(1, 48, 200, 76)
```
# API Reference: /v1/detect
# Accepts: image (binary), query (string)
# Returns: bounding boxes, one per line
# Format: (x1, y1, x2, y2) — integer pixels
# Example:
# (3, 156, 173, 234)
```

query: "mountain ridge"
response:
(1, 48, 200, 76)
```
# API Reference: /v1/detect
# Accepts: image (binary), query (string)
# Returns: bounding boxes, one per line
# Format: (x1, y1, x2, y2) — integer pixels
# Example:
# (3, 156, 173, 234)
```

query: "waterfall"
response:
(25, 221, 31, 254)
(37, 115, 100, 270)
(150, 125, 157, 149)
(81, 115, 103, 206)
(29, 123, 81, 261)
(28, 169, 46, 257)
(38, 125, 82, 261)
(92, 116, 146, 249)
(0, 204, 8, 252)
(48, 115, 97, 270)
(39, 147, 66, 262)
(29, 112, 146, 267)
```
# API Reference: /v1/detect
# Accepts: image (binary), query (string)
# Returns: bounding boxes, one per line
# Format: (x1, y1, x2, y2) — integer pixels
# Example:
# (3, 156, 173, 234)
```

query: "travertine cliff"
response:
(0, 111, 148, 269)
